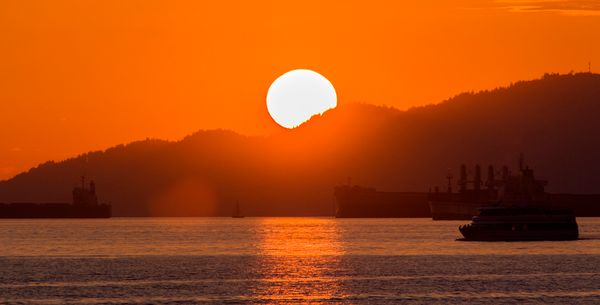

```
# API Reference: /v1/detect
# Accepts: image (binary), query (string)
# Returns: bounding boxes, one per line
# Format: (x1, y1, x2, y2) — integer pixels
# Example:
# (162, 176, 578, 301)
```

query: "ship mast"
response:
(519, 153, 524, 172)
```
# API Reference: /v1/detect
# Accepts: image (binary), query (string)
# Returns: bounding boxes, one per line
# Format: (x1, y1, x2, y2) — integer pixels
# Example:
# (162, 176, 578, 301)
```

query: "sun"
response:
(266, 69, 337, 129)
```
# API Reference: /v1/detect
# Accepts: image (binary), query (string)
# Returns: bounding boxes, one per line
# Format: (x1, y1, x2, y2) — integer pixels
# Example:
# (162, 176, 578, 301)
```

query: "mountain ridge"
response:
(2, 72, 600, 216)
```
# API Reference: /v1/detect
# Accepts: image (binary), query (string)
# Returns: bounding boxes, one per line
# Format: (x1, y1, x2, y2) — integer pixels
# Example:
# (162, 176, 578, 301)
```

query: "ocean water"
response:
(2, 217, 600, 304)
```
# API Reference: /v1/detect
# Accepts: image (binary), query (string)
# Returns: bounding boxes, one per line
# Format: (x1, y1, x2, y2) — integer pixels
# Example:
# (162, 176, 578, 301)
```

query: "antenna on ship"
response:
(446, 169, 453, 193)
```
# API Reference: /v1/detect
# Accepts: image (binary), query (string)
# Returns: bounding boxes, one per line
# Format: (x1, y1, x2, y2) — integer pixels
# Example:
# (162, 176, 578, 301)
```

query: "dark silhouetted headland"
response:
(1, 73, 600, 216)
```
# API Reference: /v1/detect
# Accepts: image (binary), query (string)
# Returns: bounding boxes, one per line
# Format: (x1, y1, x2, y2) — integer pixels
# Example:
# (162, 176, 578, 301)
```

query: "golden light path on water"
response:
(3, 218, 600, 304)
(2, 218, 600, 257)
(253, 218, 344, 301)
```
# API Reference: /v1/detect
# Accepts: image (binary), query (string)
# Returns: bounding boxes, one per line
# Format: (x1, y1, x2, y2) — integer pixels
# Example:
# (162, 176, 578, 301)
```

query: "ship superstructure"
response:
(429, 156, 550, 220)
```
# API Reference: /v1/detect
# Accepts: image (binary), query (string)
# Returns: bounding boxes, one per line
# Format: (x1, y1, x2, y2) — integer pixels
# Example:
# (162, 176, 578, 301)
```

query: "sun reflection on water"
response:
(252, 217, 344, 303)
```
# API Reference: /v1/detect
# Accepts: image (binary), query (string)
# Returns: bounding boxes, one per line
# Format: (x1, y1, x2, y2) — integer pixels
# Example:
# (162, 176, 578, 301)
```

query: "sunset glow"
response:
(2, 1, 600, 303)
(1, 1, 600, 179)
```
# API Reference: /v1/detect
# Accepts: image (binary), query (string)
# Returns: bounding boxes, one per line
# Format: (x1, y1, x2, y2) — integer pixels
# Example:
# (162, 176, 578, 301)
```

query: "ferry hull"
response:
(459, 228, 578, 241)
(458, 208, 579, 241)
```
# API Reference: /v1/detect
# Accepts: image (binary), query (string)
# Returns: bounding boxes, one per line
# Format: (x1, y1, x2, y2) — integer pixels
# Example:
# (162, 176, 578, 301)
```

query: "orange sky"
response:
(1, 0, 599, 179)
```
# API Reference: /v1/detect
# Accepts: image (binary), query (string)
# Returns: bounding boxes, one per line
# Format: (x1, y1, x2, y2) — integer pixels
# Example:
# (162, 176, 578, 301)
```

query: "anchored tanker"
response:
(334, 185, 429, 218)
(0, 177, 111, 218)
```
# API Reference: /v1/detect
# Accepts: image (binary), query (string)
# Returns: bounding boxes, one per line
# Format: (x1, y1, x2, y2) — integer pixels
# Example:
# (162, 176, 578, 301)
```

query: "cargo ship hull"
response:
(428, 200, 485, 220)
(429, 194, 600, 220)
(334, 186, 429, 218)
(334, 186, 431, 218)
(0, 203, 111, 218)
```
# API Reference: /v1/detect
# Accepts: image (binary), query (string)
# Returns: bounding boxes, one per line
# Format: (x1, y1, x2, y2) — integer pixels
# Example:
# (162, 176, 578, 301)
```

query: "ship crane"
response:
(459, 164, 485, 191)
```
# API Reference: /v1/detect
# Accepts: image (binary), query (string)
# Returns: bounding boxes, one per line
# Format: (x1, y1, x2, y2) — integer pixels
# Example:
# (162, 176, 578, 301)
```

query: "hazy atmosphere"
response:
(2, 0, 599, 179)
(2, 1, 600, 304)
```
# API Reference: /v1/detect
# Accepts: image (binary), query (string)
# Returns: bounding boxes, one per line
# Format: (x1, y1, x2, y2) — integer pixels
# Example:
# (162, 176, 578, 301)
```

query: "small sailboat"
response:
(232, 201, 244, 218)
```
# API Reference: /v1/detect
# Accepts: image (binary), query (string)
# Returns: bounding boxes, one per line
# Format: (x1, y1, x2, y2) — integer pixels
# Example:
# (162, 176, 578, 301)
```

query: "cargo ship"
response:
(0, 177, 111, 218)
(334, 156, 600, 218)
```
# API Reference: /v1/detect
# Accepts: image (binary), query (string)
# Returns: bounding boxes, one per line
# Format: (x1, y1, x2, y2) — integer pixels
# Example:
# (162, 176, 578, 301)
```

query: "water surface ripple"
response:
(2, 218, 600, 304)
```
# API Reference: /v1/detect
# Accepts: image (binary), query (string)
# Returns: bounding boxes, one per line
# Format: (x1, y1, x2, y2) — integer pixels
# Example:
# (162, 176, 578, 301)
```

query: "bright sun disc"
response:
(266, 69, 337, 129)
